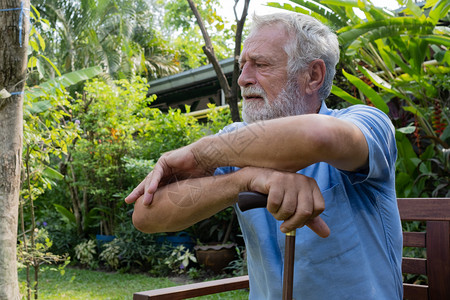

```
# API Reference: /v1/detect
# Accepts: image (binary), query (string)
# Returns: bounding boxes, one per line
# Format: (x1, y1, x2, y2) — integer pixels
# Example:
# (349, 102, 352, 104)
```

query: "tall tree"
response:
(0, 0, 30, 298)
(187, 0, 250, 122)
(32, 0, 180, 81)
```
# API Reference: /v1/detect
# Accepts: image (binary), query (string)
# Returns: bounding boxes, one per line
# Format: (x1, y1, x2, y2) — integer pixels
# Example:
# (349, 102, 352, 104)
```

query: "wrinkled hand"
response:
(244, 167, 330, 238)
(125, 145, 213, 206)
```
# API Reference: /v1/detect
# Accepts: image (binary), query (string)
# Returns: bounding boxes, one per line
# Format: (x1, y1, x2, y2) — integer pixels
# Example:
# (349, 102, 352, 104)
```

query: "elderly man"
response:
(126, 12, 403, 300)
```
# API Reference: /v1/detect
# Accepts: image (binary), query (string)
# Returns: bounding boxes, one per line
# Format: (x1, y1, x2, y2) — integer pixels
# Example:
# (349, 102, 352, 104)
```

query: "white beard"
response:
(241, 78, 309, 123)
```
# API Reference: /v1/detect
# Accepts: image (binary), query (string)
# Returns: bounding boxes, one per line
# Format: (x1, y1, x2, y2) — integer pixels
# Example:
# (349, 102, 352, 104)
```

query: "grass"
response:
(18, 267, 249, 299)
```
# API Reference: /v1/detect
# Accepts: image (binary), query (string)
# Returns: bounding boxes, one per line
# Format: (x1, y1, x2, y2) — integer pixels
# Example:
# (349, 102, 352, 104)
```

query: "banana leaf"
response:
(342, 70, 389, 114)
(54, 204, 77, 225)
(267, 2, 334, 26)
(373, 40, 395, 73)
(24, 100, 52, 114)
(420, 35, 450, 47)
(26, 66, 103, 101)
(356, 65, 413, 103)
(429, 0, 450, 23)
(323, 3, 348, 23)
(409, 39, 429, 75)
(338, 17, 435, 49)
(325, 0, 391, 21)
(357, 66, 392, 91)
(385, 51, 417, 77)
(404, 0, 422, 18)
(320, 0, 359, 8)
(330, 85, 364, 105)
(285, 0, 345, 25)
(43, 166, 64, 181)
(344, 6, 360, 24)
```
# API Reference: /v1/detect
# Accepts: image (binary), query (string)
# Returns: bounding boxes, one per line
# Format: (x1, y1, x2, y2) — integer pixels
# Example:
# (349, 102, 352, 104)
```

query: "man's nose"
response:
(238, 64, 257, 87)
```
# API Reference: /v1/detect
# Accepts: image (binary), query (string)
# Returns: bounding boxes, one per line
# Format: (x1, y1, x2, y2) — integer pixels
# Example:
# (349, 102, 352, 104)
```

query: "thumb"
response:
(306, 216, 330, 238)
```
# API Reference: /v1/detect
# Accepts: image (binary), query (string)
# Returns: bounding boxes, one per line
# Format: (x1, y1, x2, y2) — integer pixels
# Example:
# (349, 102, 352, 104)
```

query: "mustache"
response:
(241, 86, 267, 98)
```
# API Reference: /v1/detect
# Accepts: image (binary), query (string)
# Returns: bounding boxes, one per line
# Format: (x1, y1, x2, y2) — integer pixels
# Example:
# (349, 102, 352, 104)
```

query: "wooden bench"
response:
(133, 198, 450, 300)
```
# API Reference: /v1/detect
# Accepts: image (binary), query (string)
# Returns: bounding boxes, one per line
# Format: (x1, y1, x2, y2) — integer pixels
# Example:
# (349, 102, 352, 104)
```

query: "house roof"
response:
(147, 58, 235, 111)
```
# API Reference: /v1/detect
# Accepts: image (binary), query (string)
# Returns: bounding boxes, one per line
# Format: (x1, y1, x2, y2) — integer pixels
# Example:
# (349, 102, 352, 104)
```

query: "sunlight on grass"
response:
(18, 267, 249, 299)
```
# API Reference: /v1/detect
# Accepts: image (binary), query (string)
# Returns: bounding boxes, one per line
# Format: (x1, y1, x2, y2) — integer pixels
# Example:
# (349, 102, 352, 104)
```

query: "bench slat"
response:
(397, 198, 450, 221)
(403, 232, 426, 248)
(402, 257, 427, 275)
(133, 275, 249, 300)
(403, 283, 429, 300)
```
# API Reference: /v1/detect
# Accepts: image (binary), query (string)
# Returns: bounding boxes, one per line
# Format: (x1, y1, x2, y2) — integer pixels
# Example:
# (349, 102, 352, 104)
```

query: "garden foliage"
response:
(16, 0, 449, 291)
(270, 0, 449, 197)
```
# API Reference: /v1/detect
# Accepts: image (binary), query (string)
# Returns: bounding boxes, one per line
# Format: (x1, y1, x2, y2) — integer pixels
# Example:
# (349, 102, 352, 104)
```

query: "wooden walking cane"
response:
(238, 191, 295, 300)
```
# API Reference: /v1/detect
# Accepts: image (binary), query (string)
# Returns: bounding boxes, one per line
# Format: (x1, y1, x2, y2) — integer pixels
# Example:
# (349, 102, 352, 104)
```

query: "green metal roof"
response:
(147, 58, 235, 111)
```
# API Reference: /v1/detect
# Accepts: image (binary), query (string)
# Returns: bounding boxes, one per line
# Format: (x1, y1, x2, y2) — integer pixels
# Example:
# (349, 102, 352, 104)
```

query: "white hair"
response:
(248, 12, 340, 102)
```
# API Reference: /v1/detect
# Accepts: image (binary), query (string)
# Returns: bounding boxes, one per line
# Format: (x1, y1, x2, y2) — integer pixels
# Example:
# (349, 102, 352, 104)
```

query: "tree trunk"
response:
(230, 0, 250, 122)
(0, 0, 30, 299)
(187, 0, 250, 122)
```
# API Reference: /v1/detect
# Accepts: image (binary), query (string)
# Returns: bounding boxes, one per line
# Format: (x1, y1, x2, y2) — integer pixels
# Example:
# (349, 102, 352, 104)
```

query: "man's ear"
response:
(299, 59, 326, 95)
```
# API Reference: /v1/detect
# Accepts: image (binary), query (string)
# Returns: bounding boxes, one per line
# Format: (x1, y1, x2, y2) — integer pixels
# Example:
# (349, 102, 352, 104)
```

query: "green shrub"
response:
(99, 239, 121, 270)
(74, 240, 97, 268)
(110, 220, 170, 275)
(164, 245, 197, 275)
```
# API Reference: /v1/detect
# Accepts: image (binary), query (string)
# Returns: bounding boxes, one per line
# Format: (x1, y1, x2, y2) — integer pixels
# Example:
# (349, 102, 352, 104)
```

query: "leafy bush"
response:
(37, 206, 80, 258)
(205, 103, 233, 134)
(122, 157, 155, 188)
(99, 239, 121, 270)
(74, 240, 97, 268)
(137, 106, 205, 161)
(68, 77, 150, 236)
(224, 246, 247, 276)
(110, 220, 170, 275)
(164, 245, 197, 274)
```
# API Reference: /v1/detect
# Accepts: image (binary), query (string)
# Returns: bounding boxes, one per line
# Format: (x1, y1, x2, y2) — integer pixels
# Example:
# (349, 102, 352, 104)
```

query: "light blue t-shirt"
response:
(215, 103, 403, 300)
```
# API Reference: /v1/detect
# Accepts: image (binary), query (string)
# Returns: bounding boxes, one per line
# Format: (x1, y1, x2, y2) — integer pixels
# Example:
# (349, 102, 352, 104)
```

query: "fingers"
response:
(147, 162, 164, 194)
(303, 183, 329, 237)
(142, 170, 158, 206)
(125, 154, 170, 206)
(125, 169, 158, 206)
(278, 200, 315, 234)
(263, 173, 329, 237)
(267, 190, 297, 221)
(125, 178, 146, 204)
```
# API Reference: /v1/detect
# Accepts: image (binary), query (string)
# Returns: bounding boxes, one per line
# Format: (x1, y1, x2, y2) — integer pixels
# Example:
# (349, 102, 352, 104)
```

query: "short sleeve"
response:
(337, 105, 397, 185)
(217, 122, 246, 135)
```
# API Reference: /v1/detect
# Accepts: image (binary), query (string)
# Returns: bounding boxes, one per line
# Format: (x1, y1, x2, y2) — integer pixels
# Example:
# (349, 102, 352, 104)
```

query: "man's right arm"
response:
(132, 170, 244, 234)
(132, 167, 330, 237)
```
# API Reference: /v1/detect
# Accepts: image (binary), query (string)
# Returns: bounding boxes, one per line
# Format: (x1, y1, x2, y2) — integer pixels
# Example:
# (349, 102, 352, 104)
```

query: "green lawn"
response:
(18, 267, 249, 299)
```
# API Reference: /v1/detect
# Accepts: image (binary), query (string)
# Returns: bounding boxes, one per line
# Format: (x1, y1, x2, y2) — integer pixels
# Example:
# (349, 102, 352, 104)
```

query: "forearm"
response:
(193, 114, 368, 172)
(132, 171, 247, 233)
(133, 166, 331, 237)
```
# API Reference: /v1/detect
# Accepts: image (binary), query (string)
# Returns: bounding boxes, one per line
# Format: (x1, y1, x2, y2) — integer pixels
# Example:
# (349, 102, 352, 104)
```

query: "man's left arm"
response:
(132, 166, 330, 237)
(195, 114, 369, 172)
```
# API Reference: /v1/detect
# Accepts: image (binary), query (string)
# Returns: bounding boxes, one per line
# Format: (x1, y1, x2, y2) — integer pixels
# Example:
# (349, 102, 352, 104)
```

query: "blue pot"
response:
(96, 234, 116, 249)
(156, 232, 195, 251)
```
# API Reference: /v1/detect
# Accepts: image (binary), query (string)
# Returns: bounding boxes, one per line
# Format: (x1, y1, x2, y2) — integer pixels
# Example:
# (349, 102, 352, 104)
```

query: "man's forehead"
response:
(239, 52, 274, 64)
(240, 36, 288, 63)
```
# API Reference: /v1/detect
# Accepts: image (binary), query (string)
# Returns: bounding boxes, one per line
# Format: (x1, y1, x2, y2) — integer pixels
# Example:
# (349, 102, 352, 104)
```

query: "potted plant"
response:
(192, 207, 240, 273)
